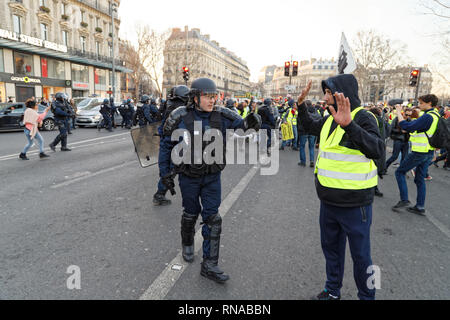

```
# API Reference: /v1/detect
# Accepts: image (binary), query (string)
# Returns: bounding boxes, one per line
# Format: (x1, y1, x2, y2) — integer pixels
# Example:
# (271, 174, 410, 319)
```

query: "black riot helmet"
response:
(171, 85, 190, 104)
(103, 98, 109, 104)
(55, 92, 65, 102)
(189, 78, 218, 108)
(141, 95, 150, 104)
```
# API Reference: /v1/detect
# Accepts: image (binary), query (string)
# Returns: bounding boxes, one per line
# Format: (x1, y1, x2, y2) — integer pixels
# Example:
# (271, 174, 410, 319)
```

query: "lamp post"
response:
(110, 2, 117, 101)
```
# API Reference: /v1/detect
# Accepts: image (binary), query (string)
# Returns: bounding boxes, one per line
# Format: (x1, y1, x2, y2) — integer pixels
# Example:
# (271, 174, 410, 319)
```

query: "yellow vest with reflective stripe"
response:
(410, 111, 440, 153)
(315, 107, 378, 190)
(286, 108, 298, 126)
(238, 107, 249, 119)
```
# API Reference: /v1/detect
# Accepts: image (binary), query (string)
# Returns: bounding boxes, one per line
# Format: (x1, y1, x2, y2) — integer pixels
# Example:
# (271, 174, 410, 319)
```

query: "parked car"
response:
(0, 102, 56, 131)
(76, 97, 105, 111)
(76, 102, 123, 128)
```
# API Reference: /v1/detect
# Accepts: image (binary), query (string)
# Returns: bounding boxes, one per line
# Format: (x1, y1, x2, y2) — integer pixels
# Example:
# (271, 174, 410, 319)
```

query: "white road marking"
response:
(50, 161, 133, 189)
(0, 136, 129, 162)
(139, 165, 259, 300)
(426, 213, 450, 239)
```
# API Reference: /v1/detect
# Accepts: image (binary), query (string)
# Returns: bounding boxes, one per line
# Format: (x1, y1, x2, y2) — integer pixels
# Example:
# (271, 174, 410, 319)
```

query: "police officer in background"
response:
(99, 98, 113, 132)
(298, 75, 384, 300)
(49, 93, 72, 152)
(159, 78, 261, 283)
(134, 95, 159, 127)
(153, 85, 190, 206)
(124, 98, 134, 129)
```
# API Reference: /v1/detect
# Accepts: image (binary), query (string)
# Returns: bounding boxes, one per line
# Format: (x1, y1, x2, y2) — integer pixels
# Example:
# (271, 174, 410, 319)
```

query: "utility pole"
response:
(110, 2, 117, 101)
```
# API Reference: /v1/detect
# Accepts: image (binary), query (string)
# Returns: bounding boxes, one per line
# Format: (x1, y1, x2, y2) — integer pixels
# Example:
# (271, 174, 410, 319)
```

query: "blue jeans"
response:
(386, 140, 409, 170)
(23, 129, 44, 154)
(299, 135, 316, 164)
(395, 151, 434, 209)
(320, 202, 375, 300)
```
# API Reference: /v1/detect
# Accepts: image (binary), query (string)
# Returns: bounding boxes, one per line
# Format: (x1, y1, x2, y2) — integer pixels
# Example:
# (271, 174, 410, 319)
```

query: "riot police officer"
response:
(133, 95, 157, 127)
(118, 100, 127, 128)
(159, 78, 261, 283)
(99, 98, 113, 132)
(49, 92, 71, 152)
(124, 99, 134, 129)
(153, 85, 190, 206)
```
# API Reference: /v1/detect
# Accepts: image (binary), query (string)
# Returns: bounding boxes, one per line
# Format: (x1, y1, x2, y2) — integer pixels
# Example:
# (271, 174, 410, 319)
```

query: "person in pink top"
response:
(19, 99, 51, 160)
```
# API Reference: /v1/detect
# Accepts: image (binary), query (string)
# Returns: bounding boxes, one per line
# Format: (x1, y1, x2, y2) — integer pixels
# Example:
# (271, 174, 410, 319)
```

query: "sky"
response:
(117, 0, 448, 88)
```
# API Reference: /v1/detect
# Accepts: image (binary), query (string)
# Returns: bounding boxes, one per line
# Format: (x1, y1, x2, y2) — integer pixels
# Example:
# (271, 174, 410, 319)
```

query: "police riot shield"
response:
(130, 122, 161, 168)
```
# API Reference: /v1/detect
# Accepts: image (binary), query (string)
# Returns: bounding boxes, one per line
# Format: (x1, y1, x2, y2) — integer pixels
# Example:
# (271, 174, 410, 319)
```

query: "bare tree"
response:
(120, 39, 146, 100)
(353, 30, 407, 103)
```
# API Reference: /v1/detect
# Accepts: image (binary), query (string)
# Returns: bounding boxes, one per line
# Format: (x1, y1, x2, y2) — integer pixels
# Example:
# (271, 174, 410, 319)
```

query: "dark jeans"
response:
(320, 202, 375, 300)
(395, 151, 434, 209)
(299, 135, 316, 164)
(386, 140, 409, 170)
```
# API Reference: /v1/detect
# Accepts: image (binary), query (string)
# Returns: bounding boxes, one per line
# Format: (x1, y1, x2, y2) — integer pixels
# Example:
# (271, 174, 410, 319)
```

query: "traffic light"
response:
(409, 69, 419, 87)
(182, 67, 190, 82)
(292, 61, 298, 77)
(284, 62, 290, 77)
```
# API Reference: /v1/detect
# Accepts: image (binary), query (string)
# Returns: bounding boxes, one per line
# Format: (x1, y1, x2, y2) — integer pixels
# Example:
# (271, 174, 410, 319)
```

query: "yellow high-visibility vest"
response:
(410, 111, 440, 153)
(285, 108, 298, 126)
(315, 107, 378, 190)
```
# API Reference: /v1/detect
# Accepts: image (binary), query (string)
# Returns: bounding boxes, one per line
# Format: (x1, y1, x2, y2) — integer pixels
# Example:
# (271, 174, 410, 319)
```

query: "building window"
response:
(96, 41, 101, 57)
(62, 30, 68, 46)
(95, 68, 106, 85)
(14, 52, 33, 76)
(41, 57, 65, 79)
(13, 15, 22, 34)
(61, 3, 66, 15)
(109, 44, 113, 57)
(80, 36, 86, 53)
(81, 11, 86, 23)
(96, 17, 100, 28)
(40, 23, 48, 40)
(39, 0, 47, 6)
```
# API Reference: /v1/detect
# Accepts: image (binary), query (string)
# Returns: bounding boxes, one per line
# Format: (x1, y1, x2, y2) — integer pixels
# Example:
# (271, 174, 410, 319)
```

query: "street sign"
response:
(285, 85, 296, 92)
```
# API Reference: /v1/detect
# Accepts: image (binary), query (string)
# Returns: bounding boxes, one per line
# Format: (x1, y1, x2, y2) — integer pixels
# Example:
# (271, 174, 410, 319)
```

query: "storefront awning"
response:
(0, 38, 132, 73)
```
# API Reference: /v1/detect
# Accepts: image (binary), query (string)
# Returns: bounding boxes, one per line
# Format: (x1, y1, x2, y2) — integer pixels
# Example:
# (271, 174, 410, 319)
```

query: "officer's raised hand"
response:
(328, 92, 352, 128)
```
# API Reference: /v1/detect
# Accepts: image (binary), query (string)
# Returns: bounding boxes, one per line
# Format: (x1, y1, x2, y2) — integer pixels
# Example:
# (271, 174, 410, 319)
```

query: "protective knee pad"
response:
(205, 214, 222, 260)
(181, 211, 198, 246)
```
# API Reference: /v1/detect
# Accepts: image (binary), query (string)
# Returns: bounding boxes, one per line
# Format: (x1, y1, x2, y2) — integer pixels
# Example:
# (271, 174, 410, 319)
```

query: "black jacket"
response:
(390, 117, 409, 142)
(300, 74, 385, 207)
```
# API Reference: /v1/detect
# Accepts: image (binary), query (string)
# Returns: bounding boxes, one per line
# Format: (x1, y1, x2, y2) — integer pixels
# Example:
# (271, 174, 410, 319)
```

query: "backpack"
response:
(426, 112, 450, 150)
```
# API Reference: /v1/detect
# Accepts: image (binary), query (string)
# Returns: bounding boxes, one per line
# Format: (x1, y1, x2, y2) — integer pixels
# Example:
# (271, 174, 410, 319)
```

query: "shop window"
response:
(41, 57, 65, 79)
(0, 82, 6, 103)
(94, 68, 106, 85)
(14, 52, 33, 76)
(71, 63, 89, 83)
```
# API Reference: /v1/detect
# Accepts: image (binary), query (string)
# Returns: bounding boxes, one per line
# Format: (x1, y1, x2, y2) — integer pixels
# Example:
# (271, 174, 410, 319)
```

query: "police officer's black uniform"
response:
(49, 93, 71, 152)
(159, 78, 261, 283)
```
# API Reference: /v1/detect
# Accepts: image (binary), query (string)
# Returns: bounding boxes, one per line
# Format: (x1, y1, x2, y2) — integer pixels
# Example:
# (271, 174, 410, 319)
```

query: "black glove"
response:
(244, 113, 262, 131)
(162, 173, 176, 196)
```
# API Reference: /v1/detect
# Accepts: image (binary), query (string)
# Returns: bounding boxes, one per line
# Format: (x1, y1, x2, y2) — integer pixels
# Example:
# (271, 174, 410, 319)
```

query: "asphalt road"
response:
(0, 127, 449, 300)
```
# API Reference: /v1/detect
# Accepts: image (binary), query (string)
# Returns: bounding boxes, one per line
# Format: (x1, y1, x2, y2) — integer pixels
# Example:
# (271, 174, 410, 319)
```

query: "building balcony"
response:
(76, 0, 119, 19)
(67, 47, 125, 67)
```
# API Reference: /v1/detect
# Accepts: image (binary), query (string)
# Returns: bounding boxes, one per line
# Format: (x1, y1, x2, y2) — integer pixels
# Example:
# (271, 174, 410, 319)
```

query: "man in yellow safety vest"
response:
(297, 74, 385, 300)
(392, 94, 441, 215)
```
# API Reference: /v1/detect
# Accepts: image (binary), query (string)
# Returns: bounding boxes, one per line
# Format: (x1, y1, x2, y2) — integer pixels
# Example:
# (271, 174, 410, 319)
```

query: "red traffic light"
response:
(411, 70, 419, 77)
(285, 62, 290, 68)
(293, 61, 298, 67)
(183, 67, 189, 73)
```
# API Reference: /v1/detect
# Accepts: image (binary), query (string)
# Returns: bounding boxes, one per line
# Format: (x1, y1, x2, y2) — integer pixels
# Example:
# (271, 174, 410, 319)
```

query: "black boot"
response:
(61, 147, 72, 151)
(153, 191, 171, 206)
(181, 211, 198, 263)
(200, 214, 229, 284)
(49, 143, 56, 152)
(39, 152, 50, 159)
(19, 153, 29, 160)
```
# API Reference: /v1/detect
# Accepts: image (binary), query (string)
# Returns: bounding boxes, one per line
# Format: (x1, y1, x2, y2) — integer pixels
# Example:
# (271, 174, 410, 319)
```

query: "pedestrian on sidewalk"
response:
(298, 74, 384, 300)
(19, 99, 51, 160)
